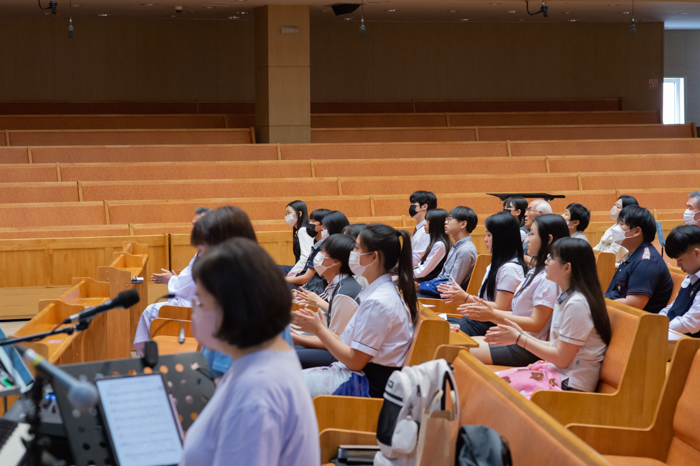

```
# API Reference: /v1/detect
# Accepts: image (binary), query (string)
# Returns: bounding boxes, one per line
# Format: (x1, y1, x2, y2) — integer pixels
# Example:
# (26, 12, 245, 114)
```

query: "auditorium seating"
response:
(315, 348, 612, 465)
(5, 128, 254, 146)
(0, 114, 232, 130)
(150, 318, 199, 355)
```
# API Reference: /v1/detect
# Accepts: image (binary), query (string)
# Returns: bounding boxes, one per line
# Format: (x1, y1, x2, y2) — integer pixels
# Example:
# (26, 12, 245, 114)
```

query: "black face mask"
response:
(409, 205, 418, 217)
(306, 224, 319, 237)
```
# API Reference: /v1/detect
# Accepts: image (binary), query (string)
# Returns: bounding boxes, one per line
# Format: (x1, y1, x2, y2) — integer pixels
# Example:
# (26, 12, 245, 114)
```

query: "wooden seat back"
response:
(7, 128, 253, 146)
(403, 312, 450, 367)
(149, 317, 199, 355)
(466, 254, 492, 296)
(594, 250, 616, 291)
(668, 266, 686, 303)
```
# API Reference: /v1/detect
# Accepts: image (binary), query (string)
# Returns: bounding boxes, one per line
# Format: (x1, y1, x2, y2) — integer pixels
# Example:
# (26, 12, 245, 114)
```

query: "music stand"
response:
(51, 351, 215, 466)
(487, 192, 566, 202)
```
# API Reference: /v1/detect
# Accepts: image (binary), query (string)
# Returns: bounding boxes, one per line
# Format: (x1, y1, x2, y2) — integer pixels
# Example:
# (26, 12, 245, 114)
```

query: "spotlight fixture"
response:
(331, 4, 361, 16)
(526, 0, 548, 17)
(360, 0, 366, 37)
(630, 0, 636, 36)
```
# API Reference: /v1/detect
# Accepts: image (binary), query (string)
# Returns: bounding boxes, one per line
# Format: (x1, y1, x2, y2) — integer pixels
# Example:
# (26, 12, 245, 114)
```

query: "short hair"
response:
(618, 195, 639, 209)
(449, 206, 478, 233)
(309, 208, 331, 223)
(342, 223, 366, 239)
(566, 203, 591, 232)
(618, 205, 656, 243)
(322, 234, 356, 275)
(689, 191, 700, 206)
(194, 206, 212, 216)
(665, 225, 700, 259)
(409, 191, 437, 211)
(192, 238, 291, 349)
(535, 201, 553, 215)
(190, 206, 257, 247)
(321, 210, 350, 236)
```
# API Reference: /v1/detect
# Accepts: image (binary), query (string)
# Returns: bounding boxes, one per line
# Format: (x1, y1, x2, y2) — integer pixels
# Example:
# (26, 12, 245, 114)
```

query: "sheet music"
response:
(96, 375, 183, 466)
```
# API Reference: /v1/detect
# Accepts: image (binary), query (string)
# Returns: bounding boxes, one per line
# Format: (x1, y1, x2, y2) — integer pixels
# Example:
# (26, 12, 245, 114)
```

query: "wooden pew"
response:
(667, 266, 686, 302)
(510, 138, 700, 158)
(0, 181, 79, 204)
(0, 114, 229, 130)
(316, 349, 612, 465)
(547, 153, 700, 174)
(7, 128, 253, 146)
(149, 318, 199, 355)
(594, 250, 616, 291)
(569, 338, 700, 465)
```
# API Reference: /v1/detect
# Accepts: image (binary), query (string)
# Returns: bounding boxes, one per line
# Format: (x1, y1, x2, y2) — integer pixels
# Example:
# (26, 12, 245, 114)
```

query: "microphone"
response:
(178, 325, 186, 344)
(16, 346, 98, 410)
(62, 289, 140, 324)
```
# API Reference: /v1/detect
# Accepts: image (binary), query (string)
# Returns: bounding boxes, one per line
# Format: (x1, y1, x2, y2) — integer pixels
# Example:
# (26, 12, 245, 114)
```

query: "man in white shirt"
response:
(660, 225, 700, 337)
(523, 199, 552, 250)
(683, 190, 700, 227)
(133, 206, 211, 355)
(409, 190, 437, 266)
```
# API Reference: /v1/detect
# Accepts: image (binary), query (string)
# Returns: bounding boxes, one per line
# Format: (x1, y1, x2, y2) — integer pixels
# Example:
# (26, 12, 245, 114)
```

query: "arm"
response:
(290, 229, 314, 275)
(293, 288, 330, 312)
(413, 243, 446, 279)
(668, 297, 700, 335)
(461, 297, 553, 332)
(151, 268, 174, 284)
(285, 268, 315, 286)
(292, 333, 327, 350)
(614, 294, 650, 309)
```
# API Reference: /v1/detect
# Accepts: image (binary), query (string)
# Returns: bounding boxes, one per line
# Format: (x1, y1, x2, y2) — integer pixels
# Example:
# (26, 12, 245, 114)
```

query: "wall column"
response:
(254, 5, 310, 144)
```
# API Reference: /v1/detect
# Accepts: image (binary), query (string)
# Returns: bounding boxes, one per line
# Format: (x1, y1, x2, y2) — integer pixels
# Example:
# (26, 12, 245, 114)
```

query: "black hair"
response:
(286, 200, 309, 230)
(550, 238, 612, 345)
(566, 203, 591, 232)
(449, 206, 478, 234)
(666, 225, 700, 259)
(617, 205, 656, 243)
(192, 238, 291, 349)
(343, 223, 367, 239)
(359, 224, 418, 323)
(321, 234, 356, 275)
(504, 196, 528, 228)
(420, 209, 452, 264)
(409, 191, 437, 211)
(322, 210, 350, 236)
(194, 206, 212, 216)
(309, 208, 331, 224)
(516, 214, 570, 298)
(480, 212, 528, 300)
(191, 206, 257, 247)
(618, 195, 639, 209)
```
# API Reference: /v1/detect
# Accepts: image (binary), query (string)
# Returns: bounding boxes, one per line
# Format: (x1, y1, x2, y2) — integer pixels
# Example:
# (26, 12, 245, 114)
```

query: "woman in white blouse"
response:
(413, 208, 452, 282)
(593, 195, 638, 263)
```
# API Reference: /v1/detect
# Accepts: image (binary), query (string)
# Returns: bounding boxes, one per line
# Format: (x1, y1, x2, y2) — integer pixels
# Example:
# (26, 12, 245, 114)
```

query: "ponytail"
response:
(397, 229, 418, 324)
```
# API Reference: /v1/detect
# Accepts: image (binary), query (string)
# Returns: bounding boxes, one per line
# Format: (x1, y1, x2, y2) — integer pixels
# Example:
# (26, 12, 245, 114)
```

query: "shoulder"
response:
(563, 291, 592, 313)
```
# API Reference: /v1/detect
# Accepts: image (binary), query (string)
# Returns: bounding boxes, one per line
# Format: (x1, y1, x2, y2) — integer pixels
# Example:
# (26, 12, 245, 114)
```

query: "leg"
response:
(296, 347, 337, 369)
(468, 336, 493, 365)
(418, 277, 450, 298)
(448, 316, 495, 336)
(133, 302, 166, 356)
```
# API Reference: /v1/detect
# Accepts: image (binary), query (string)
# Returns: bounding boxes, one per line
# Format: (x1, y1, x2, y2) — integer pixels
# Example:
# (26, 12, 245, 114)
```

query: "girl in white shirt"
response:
(414, 208, 452, 282)
(282, 200, 314, 276)
(464, 214, 570, 366)
(594, 195, 638, 263)
(485, 237, 612, 392)
(294, 223, 416, 398)
(441, 212, 528, 336)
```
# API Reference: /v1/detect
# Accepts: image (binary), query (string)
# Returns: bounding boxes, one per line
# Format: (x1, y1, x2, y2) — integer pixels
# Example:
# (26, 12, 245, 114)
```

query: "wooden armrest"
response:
(566, 424, 666, 461)
(449, 330, 478, 348)
(433, 344, 466, 363)
(314, 395, 383, 432)
(530, 389, 621, 427)
(445, 313, 462, 319)
(319, 429, 378, 463)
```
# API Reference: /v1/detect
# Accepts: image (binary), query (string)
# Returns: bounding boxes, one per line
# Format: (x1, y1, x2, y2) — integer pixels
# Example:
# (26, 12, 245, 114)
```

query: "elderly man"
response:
(133, 206, 211, 355)
(684, 191, 700, 227)
(523, 199, 552, 249)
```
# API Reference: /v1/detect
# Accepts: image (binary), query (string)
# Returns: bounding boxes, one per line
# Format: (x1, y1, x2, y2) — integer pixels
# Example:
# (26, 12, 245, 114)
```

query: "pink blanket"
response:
(495, 361, 562, 400)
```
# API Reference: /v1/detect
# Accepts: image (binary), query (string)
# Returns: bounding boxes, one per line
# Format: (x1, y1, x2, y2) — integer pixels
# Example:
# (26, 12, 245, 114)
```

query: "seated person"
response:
(413, 208, 452, 283)
(294, 224, 416, 398)
(562, 202, 590, 243)
(180, 238, 319, 465)
(133, 206, 210, 356)
(604, 205, 673, 313)
(660, 225, 700, 336)
(408, 190, 437, 266)
(486, 238, 612, 393)
(292, 234, 363, 368)
(503, 195, 529, 242)
(285, 208, 331, 290)
(466, 214, 569, 366)
(684, 190, 700, 227)
(523, 199, 552, 250)
(594, 195, 638, 263)
(280, 200, 313, 276)
(416, 206, 478, 298)
(442, 212, 528, 336)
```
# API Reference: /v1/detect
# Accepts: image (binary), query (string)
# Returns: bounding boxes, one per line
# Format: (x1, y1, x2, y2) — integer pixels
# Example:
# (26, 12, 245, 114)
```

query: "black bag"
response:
(455, 425, 512, 466)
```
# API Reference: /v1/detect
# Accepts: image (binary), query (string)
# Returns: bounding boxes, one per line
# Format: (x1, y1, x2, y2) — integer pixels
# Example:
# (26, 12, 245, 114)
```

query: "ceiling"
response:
(8, 0, 700, 29)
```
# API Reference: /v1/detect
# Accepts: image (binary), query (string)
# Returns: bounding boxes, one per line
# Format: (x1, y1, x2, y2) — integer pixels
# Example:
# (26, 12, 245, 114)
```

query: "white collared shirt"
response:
(571, 231, 590, 243)
(341, 274, 414, 367)
(660, 270, 700, 335)
(511, 268, 560, 341)
(168, 254, 197, 304)
(478, 258, 525, 307)
(413, 241, 447, 279)
(411, 220, 430, 267)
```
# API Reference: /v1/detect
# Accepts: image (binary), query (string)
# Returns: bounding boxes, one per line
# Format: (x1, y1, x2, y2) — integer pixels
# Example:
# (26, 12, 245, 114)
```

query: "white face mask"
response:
(349, 251, 373, 277)
(611, 224, 636, 245)
(313, 252, 329, 275)
(191, 306, 221, 352)
(285, 213, 297, 228)
(684, 209, 700, 226)
(609, 205, 622, 221)
(321, 229, 329, 240)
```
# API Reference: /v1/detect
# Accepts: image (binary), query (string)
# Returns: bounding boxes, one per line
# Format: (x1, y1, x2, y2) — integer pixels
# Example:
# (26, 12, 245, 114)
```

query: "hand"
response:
(287, 271, 297, 277)
(437, 279, 468, 303)
(151, 268, 175, 284)
(293, 309, 327, 335)
(484, 319, 524, 346)
(458, 297, 496, 322)
(294, 288, 325, 308)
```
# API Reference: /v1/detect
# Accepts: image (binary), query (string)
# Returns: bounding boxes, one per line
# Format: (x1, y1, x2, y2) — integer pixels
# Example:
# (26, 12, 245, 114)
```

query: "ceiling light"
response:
(448, 10, 458, 13)
(141, 3, 156, 6)
(622, 11, 630, 14)
(204, 6, 213, 9)
(569, 19, 577, 22)
(229, 16, 240, 19)
(385, 9, 397, 12)
(460, 18, 469, 21)
(608, 4, 618, 6)
(238, 11, 248, 14)
(507, 10, 516, 13)
(98, 13, 110, 17)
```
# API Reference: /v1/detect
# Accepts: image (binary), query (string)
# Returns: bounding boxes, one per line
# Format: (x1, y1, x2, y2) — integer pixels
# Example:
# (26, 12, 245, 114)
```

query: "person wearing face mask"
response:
(190, 206, 294, 381)
(408, 190, 437, 266)
(292, 234, 362, 368)
(659, 225, 700, 336)
(285, 208, 331, 289)
(133, 206, 211, 356)
(683, 191, 700, 227)
(604, 205, 673, 313)
(594, 195, 639, 263)
(279, 200, 313, 277)
(180, 238, 319, 466)
(562, 203, 590, 243)
(293, 223, 417, 398)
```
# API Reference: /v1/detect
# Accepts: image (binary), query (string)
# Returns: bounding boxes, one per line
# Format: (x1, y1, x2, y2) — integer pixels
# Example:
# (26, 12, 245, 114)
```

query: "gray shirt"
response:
(436, 236, 478, 286)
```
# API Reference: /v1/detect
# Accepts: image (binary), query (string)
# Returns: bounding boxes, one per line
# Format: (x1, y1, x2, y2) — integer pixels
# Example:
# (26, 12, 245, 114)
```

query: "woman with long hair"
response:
(504, 195, 529, 242)
(413, 208, 452, 282)
(486, 237, 612, 393)
(294, 223, 417, 398)
(281, 200, 312, 276)
(594, 195, 639, 263)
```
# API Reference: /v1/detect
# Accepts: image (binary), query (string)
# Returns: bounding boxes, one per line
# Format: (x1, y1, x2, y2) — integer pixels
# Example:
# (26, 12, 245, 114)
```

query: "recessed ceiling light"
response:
(238, 11, 248, 14)
(229, 16, 240, 19)
(460, 18, 469, 21)
(622, 11, 630, 14)
(141, 3, 157, 6)
(236, 0, 247, 2)
(507, 10, 516, 13)
(448, 10, 458, 13)
(385, 9, 397, 12)
(204, 6, 213, 9)
(344, 17, 353, 20)
(98, 13, 110, 17)
(72, 4, 80, 6)
(569, 19, 577, 22)
(519, 19, 524, 21)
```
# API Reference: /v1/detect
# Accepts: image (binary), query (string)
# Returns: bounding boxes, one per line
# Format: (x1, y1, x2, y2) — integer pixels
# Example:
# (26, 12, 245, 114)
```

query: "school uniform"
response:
(571, 231, 589, 243)
(288, 228, 314, 275)
(594, 224, 628, 263)
(413, 240, 448, 282)
(303, 273, 414, 398)
(418, 236, 478, 297)
(454, 258, 525, 336)
(660, 270, 700, 337)
(411, 220, 430, 267)
(604, 242, 674, 313)
(133, 253, 197, 356)
(290, 238, 327, 294)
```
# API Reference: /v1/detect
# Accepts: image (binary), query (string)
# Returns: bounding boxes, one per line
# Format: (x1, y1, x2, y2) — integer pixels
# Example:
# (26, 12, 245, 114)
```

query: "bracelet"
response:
(464, 293, 470, 303)
(515, 333, 522, 346)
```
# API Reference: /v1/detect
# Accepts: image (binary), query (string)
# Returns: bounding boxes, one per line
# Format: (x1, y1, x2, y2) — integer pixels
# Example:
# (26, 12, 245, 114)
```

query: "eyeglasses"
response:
(445, 216, 454, 221)
(545, 254, 567, 264)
